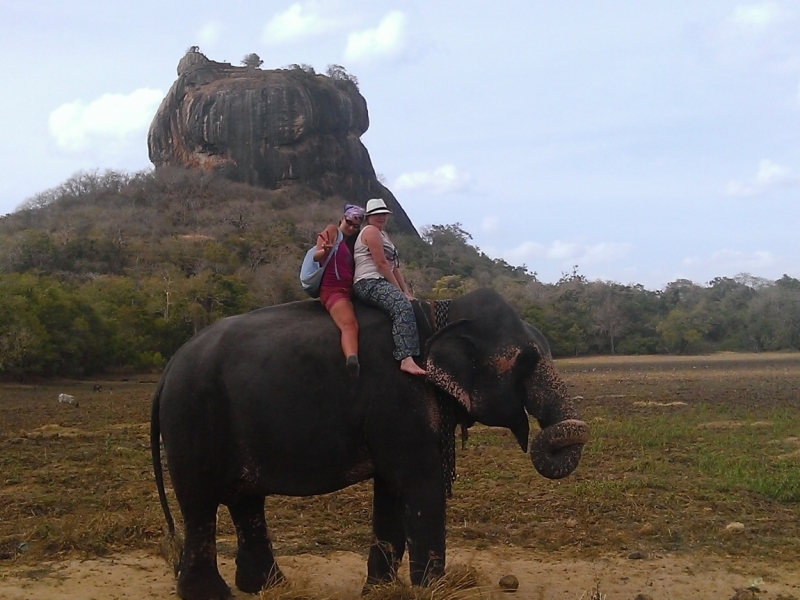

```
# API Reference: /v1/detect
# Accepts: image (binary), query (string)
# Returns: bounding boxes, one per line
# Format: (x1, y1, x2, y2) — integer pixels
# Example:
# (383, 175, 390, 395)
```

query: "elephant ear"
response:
(425, 319, 477, 413)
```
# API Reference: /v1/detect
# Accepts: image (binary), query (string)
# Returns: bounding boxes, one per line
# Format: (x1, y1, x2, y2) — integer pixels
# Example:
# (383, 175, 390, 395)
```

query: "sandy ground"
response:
(1, 546, 800, 599)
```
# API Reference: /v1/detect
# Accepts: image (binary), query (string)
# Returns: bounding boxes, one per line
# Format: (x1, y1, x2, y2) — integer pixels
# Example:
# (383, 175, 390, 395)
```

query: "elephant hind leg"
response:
(364, 476, 406, 591)
(176, 506, 230, 600)
(228, 495, 284, 593)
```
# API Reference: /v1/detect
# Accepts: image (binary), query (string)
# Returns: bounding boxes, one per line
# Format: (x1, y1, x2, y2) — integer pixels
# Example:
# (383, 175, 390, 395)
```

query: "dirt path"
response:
(1, 547, 800, 599)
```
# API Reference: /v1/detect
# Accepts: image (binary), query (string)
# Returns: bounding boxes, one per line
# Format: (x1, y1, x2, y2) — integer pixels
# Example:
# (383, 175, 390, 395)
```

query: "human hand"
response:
(404, 291, 416, 301)
(317, 234, 333, 252)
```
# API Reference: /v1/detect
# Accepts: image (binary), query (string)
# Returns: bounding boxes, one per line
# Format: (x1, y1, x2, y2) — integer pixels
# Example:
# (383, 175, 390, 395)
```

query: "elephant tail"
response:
(150, 366, 183, 573)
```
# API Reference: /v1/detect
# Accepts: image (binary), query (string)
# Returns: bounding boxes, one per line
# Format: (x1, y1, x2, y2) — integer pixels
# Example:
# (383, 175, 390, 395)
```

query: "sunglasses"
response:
(344, 219, 361, 228)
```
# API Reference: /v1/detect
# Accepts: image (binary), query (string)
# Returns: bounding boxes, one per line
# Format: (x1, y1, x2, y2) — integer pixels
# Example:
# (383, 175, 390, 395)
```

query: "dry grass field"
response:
(1, 352, 799, 598)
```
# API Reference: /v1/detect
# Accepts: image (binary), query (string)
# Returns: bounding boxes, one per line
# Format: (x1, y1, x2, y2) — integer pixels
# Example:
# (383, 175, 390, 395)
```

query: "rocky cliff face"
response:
(148, 51, 415, 233)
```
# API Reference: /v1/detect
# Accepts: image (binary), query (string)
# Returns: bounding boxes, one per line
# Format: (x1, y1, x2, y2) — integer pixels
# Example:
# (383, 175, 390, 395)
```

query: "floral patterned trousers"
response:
(353, 278, 420, 361)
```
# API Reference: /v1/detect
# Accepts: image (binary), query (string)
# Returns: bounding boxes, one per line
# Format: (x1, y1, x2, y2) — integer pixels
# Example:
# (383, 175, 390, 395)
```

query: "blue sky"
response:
(1, 1, 799, 289)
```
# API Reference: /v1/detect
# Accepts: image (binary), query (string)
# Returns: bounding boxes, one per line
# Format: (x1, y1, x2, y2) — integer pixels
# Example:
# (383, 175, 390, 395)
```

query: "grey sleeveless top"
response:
(353, 226, 398, 283)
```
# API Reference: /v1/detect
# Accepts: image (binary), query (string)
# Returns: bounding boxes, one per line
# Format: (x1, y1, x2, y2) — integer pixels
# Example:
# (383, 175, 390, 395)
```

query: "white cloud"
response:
(712, 2, 795, 65)
(480, 215, 499, 234)
(503, 240, 632, 267)
(262, 3, 333, 45)
(725, 159, 799, 196)
(394, 164, 470, 194)
(725, 181, 757, 197)
(344, 11, 406, 63)
(197, 21, 224, 46)
(504, 241, 547, 264)
(579, 242, 634, 264)
(755, 158, 791, 184)
(729, 2, 783, 31)
(49, 89, 163, 152)
(546, 240, 582, 261)
(683, 249, 778, 271)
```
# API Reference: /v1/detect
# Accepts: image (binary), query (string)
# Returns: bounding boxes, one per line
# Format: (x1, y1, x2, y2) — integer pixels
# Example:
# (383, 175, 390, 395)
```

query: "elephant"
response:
(150, 288, 590, 600)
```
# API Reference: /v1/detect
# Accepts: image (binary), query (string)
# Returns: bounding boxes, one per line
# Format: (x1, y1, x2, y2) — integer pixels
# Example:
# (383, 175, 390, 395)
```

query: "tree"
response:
(593, 295, 625, 354)
(656, 308, 710, 354)
(747, 284, 800, 351)
(241, 53, 263, 68)
(0, 281, 50, 378)
(776, 274, 800, 291)
(15, 231, 58, 272)
(662, 278, 704, 310)
(286, 63, 316, 74)
(431, 275, 468, 299)
(702, 276, 756, 349)
(325, 64, 359, 88)
(423, 223, 472, 246)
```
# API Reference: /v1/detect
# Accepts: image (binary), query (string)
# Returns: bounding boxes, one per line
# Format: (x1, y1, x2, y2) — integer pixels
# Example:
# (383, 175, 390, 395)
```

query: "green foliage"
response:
(0, 274, 111, 376)
(0, 167, 798, 377)
(241, 53, 263, 68)
(325, 64, 358, 88)
(285, 63, 316, 74)
(657, 308, 711, 354)
(15, 231, 58, 271)
(431, 275, 469, 299)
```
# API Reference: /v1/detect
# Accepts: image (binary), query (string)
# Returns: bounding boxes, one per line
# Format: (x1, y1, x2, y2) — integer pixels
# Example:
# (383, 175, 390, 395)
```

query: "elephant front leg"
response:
(177, 507, 231, 600)
(365, 476, 406, 589)
(404, 482, 446, 586)
(228, 495, 284, 593)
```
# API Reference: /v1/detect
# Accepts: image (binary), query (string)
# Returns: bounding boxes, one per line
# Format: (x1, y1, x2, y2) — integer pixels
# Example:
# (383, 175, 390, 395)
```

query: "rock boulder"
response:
(148, 51, 415, 233)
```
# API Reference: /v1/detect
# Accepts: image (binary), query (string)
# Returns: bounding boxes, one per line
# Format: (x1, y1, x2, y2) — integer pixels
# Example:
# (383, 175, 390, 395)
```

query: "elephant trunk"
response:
(524, 358, 590, 479)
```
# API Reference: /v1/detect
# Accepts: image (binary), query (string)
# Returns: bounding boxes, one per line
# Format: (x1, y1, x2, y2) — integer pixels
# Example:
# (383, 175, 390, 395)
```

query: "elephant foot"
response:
(235, 557, 284, 594)
(361, 577, 395, 597)
(409, 555, 444, 587)
(176, 569, 231, 600)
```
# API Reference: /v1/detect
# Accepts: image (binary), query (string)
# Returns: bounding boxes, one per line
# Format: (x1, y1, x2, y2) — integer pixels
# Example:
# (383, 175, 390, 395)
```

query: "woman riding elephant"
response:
(353, 198, 426, 376)
(313, 204, 364, 377)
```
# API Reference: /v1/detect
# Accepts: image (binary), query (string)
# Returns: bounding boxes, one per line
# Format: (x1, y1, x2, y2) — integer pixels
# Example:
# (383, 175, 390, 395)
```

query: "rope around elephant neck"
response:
(432, 299, 451, 332)
(430, 300, 457, 499)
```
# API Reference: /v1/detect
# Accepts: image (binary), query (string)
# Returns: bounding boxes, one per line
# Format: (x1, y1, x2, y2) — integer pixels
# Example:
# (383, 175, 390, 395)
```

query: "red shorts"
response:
(319, 286, 352, 312)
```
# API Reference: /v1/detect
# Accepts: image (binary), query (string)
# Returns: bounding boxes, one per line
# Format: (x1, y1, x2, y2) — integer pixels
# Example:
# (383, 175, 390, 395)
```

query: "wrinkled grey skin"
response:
(151, 288, 589, 600)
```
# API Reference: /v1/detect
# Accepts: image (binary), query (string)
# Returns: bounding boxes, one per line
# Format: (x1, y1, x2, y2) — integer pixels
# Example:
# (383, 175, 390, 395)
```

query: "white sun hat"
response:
(364, 198, 392, 216)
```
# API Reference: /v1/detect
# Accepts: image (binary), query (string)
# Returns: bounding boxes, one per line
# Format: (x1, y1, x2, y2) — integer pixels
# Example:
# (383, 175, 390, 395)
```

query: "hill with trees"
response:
(0, 168, 798, 378)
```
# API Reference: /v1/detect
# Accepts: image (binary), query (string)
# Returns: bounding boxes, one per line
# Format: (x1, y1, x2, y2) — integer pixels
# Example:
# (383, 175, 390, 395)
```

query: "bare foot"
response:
(400, 356, 426, 376)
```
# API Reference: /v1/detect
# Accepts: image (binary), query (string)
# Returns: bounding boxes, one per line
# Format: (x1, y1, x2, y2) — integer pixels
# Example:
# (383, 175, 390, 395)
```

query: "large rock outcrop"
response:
(148, 51, 415, 233)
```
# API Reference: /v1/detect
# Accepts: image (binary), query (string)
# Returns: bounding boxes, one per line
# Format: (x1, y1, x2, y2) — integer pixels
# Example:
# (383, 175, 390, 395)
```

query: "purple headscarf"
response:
(343, 204, 365, 223)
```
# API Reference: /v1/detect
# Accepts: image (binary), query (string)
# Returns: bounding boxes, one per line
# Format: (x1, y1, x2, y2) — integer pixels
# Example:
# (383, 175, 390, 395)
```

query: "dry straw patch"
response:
(20, 424, 85, 439)
(255, 563, 492, 600)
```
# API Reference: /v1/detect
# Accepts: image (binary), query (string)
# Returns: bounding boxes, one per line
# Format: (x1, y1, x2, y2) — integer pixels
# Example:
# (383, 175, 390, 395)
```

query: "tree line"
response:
(0, 169, 797, 378)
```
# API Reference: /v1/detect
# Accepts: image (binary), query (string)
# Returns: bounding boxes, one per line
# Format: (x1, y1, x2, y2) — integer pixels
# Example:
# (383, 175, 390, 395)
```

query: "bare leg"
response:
(329, 299, 359, 376)
(328, 299, 359, 357)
